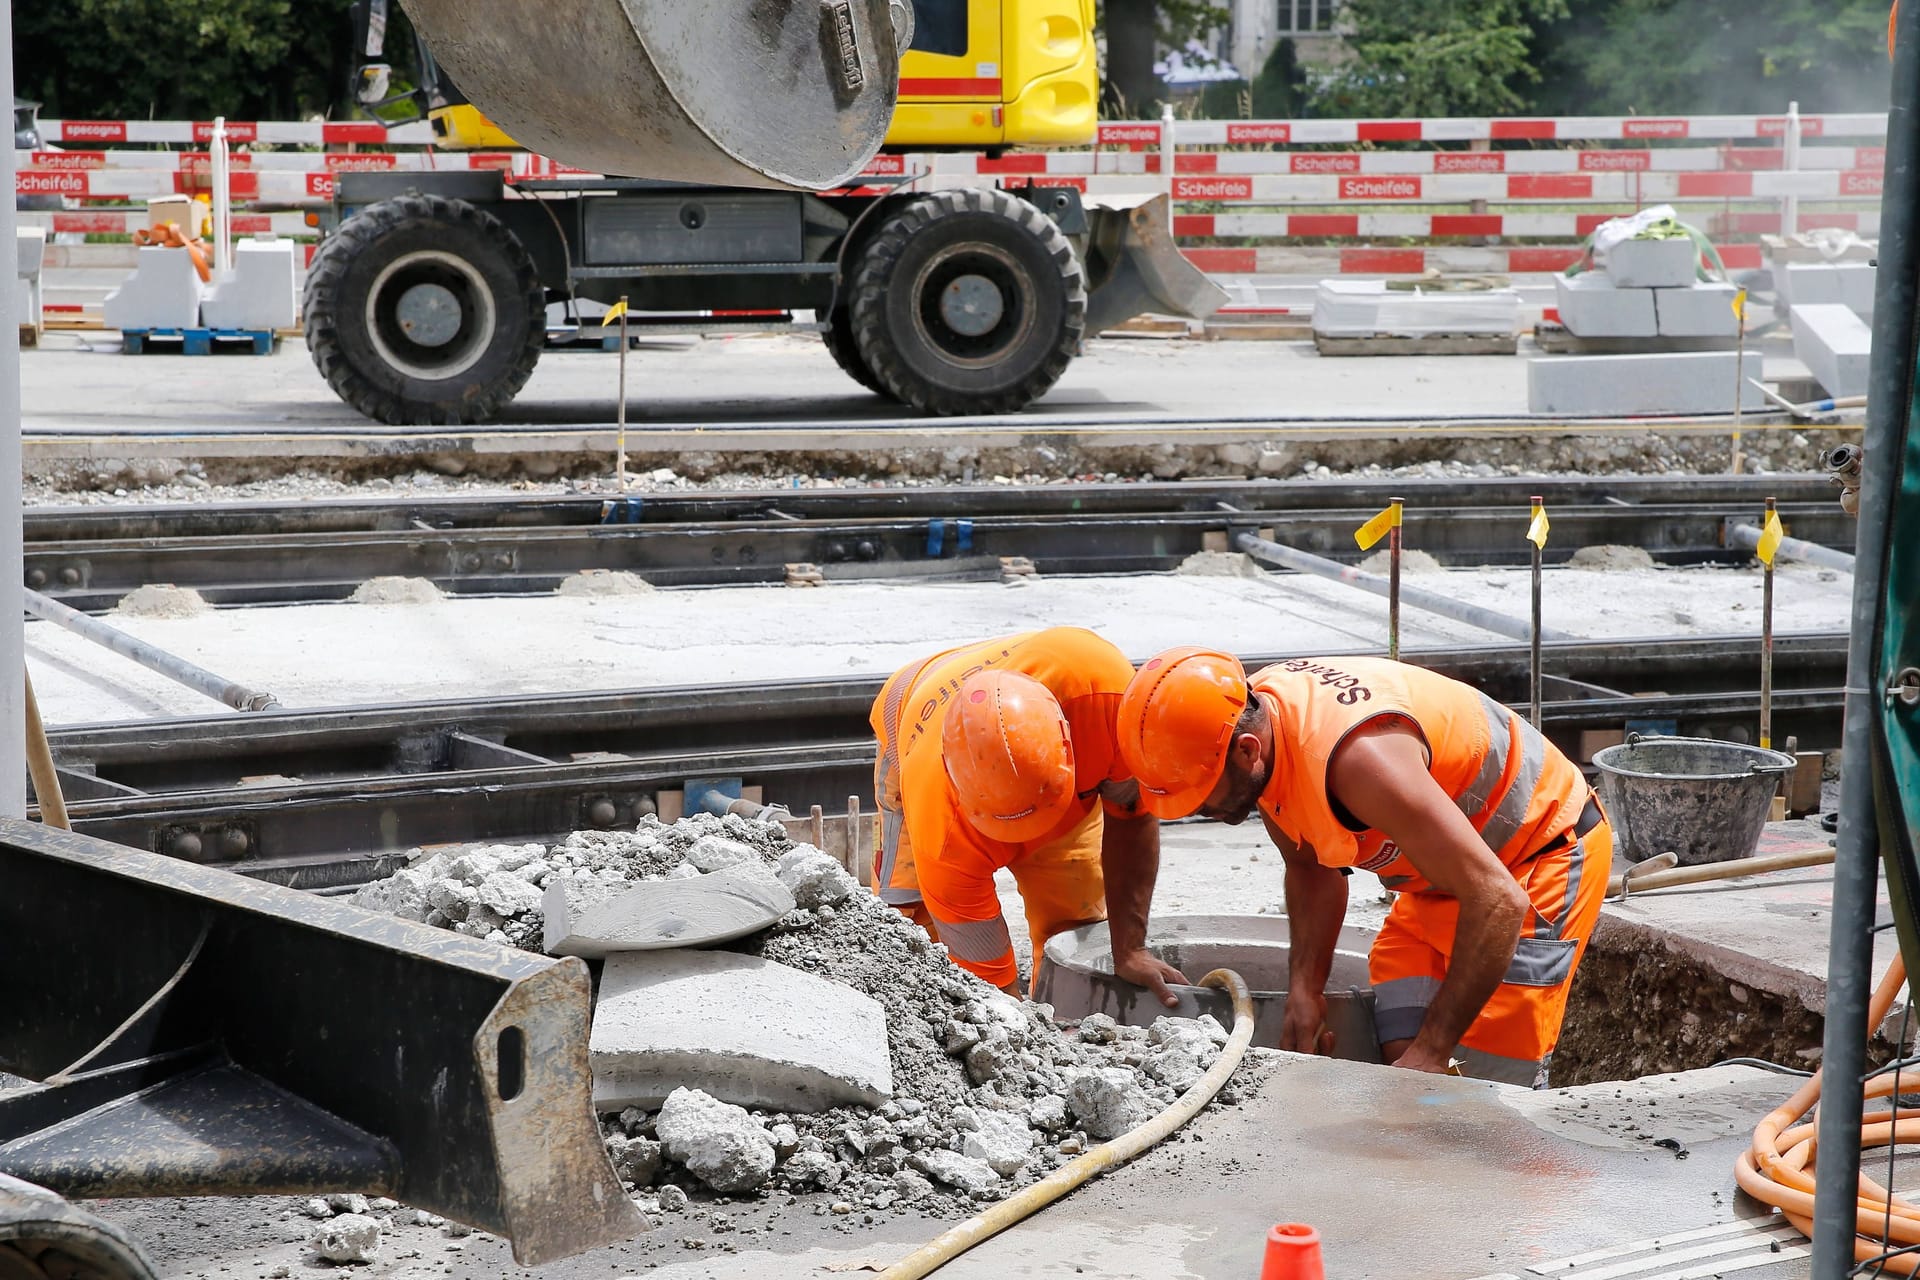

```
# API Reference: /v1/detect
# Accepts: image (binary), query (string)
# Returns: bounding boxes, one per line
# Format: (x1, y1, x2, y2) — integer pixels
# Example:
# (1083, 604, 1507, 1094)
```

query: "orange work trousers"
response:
(1367, 816, 1614, 1088)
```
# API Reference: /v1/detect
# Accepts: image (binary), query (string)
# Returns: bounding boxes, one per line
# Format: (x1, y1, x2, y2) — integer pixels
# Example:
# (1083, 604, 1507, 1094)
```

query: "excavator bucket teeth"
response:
(1081, 193, 1231, 335)
(0, 820, 644, 1267)
(400, 0, 906, 189)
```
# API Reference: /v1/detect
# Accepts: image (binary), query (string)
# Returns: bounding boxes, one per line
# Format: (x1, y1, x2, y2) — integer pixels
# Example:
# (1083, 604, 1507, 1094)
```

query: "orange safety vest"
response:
(1252, 657, 1589, 894)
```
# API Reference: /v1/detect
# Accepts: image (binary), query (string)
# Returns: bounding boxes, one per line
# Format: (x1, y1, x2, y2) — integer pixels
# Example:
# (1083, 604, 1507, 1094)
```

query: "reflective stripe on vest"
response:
(932, 913, 1014, 966)
(874, 654, 939, 901)
(1454, 690, 1550, 860)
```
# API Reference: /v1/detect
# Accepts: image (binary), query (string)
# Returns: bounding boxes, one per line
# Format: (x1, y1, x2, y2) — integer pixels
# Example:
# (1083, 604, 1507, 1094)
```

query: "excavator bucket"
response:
(1080, 193, 1232, 335)
(400, 0, 909, 189)
(0, 820, 644, 1267)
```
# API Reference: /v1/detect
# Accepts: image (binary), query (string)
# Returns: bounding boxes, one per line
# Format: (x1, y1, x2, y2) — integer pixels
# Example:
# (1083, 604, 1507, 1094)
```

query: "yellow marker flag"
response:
(1526, 502, 1550, 549)
(600, 298, 629, 327)
(1756, 509, 1785, 566)
(1354, 502, 1401, 551)
(1731, 287, 1748, 322)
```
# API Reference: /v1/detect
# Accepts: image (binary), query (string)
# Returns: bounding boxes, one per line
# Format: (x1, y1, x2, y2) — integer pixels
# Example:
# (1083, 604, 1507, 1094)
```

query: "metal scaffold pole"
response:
(1809, 3, 1920, 1274)
(0, 4, 29, 817)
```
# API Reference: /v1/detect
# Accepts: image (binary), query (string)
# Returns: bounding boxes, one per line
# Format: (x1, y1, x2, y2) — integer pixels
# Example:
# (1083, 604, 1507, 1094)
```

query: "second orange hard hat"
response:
(942, 668, 1077, 844)
(1117, 647, 1250, 819)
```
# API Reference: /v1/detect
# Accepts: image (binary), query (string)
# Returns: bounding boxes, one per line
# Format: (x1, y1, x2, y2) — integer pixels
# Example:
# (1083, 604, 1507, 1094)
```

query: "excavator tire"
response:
(305, 195, 545, 426)
(822, 307, 893, 398)
(849, 188, 1086, 416)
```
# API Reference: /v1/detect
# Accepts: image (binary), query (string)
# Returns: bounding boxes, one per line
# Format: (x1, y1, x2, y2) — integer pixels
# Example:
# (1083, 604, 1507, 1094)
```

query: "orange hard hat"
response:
(942, 668, 1077, 844)
(1117, 647, 1250, 819)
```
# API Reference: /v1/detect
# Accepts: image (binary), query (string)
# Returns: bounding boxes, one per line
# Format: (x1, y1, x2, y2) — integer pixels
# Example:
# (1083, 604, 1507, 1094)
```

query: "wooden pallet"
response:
(122, 327, 278, 356)
(17, 324, 39, 349)
(1313, 331, 1518, 357)
(1531, 323, 1739, 355)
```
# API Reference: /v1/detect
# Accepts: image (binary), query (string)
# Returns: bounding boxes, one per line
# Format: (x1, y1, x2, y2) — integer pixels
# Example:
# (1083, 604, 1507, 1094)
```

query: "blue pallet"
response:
(123, 327, 277, 356)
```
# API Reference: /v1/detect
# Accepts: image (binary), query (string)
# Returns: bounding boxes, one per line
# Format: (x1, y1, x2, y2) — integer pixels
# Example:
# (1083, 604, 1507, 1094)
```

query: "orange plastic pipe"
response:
(1736, 954, 1920, 1271)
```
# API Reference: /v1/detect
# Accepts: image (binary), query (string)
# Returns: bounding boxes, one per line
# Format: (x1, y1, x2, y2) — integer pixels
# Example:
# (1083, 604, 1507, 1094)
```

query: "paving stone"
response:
(1553, 274, 1657, 338)
(1602, 237, 1698, 288)
(1790, 303, 1872, 398)
(1652, 283, 1741, 338)
(1527, 350, 1766, 416)
(1782, 261, 1876, 321)
(542, 864, 794, 957)
(591, 949, 892, 1113)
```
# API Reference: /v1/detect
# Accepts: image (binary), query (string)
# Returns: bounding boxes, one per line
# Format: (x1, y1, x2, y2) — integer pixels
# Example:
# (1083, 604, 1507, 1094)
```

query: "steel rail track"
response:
(25, 476, 1852, 608)
(36, 634, 1846, 887)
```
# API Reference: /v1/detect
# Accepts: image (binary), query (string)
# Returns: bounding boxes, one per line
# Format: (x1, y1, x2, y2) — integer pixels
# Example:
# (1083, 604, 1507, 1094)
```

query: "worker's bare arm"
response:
(1327, 722, 1527, 1074)
(1268, 812, 1345, 1055)
(1099, 785, 1190, 1008)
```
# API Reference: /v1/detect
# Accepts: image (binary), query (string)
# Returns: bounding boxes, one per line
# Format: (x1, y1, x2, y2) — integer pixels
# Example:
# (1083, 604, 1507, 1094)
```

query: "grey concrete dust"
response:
(349, 576, 445, 606)
(112, 584, 208, 618)
(1176, 550, 1265, 578)
(1357, 547, 1443, 575)
(1569, 544, 1658, 571)
(556, 569, 655, 597)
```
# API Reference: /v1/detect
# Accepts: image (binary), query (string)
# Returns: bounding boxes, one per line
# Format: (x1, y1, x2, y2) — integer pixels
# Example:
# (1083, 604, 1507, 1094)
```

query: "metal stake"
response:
(616, 295, 630, 490)
(1530, 495, 1544, 729)
(1387, 496, 1403, 662)
(1761, 496, 1776, 751)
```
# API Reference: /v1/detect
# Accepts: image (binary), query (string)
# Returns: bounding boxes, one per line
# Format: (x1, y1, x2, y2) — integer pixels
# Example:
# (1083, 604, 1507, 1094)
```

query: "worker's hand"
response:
(1390, 1042, 1457, 1075)
(1113, 948, 1189, 1008)
(1279, 989, 1336, 1056)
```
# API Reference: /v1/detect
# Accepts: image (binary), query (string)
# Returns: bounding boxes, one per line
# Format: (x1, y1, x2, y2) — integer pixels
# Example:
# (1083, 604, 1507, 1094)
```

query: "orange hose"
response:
(130, 222, 212, 283)
(1736, 955, 1918, 1271)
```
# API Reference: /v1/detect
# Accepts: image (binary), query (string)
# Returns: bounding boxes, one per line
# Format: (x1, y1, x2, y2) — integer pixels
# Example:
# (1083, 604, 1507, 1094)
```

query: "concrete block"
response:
(541, 863, 794, 957)
(1839, 261, 1877, 322)
(1781, 261, 1844, 314)
(1312, 279, 1520, 338)
(200, 237, 298, 332)
(1652, 282, 1741, 338)
(1790, 303, 1873, 399)
(102, 246, 203, 332)
(1527, 350, 1767, 416)
(1553, 273, 1656, 338)
(590, 949, 892, 1113)
(1603, 237, 1698, 288)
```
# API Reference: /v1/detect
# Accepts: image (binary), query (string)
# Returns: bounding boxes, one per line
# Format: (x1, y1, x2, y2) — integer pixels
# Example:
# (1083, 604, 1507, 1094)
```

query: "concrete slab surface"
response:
(24, 561, 1853, 725)
(542, 865, 795, 957)
(106, 1057, 1819, 1280)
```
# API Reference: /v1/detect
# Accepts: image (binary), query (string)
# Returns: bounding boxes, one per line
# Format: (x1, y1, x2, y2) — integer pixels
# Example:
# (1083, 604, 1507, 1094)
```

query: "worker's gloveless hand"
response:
(1113, 947, 1189, 1008)
(1390, 1042, 1456, 1075)
(1279, 988, 1335, 1056)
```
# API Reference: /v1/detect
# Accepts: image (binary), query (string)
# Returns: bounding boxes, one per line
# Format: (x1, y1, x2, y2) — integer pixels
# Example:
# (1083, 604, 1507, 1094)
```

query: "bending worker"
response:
(1117, 650, 1612, 1087)
(870, 627, 1187, 1003)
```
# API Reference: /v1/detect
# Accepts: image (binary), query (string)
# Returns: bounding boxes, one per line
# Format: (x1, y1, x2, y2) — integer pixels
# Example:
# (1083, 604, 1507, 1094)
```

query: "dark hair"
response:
(1234, 687, 1263, 738)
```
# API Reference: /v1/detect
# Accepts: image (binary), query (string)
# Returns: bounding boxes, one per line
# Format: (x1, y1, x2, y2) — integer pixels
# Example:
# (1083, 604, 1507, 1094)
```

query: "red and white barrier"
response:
(1097, 112, 1887, 146)
(40, 119, 433, 146)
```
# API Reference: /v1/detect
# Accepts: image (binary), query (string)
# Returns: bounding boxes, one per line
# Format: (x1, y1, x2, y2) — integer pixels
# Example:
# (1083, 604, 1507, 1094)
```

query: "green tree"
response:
(1531, 0, 1892, 115)
(1315, 0, 1570, 118)
(1250, 37, 1309, 118)
(15, 0, 354, 122)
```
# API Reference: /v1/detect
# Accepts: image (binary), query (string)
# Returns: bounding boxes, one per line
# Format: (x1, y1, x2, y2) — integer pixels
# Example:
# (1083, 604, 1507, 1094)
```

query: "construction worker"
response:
(870, 628, 1188, 1003)
(1116, 649, 1612, 1087)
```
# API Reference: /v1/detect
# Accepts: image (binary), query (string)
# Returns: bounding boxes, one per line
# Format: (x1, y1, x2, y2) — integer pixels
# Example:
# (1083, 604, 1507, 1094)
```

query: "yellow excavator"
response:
(310, 0, 1223, 424)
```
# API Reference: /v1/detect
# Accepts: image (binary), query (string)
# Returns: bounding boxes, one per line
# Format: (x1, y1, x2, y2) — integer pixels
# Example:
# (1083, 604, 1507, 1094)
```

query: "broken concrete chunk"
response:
(1076, 1013, 1119, 1044)
(781, 1149, 844, 1189)
(542, 864, 794, 957)
(776, 846, 858, 909)
(686, 834, 758, 873)
(301, 1198, 332, 1219)
(892, 1170, 934, 1203)
(654, 1087, 776, 1194)
(656, 1185, 689, 1212)
(591, 950, 893, 1113)
(324, 1193, 370, 1216)
(959, 1110, 1034, 1176)
(1065, 1067, 1158, 1141)
(313, 1213, 381, 1264)
(476, 870, 543, 918)
(606, 1134, 663, 1187)
(908, 1149, 999, 1193)
(1028, 1094, 1069, 1131)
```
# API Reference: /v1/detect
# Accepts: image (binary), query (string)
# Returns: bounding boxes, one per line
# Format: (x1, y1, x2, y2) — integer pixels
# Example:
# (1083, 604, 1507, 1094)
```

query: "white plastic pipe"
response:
(1160, 103, 1176, 199)
(210, 116, 233, 277)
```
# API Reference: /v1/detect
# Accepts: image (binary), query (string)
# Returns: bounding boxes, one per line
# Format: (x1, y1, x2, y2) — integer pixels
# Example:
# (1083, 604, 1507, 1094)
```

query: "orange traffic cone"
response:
(1260, 1223, 1325, 1280)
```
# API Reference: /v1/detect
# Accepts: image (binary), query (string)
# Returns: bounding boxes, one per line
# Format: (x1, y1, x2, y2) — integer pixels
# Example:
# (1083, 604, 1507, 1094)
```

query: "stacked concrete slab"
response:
(1311, 279, 1520, 339)
(1551, 239, 1738, 341)
(1529, 351, 1767, 416)
(1789, 304, 1872, 398)
(1778, 261, 1876, 322)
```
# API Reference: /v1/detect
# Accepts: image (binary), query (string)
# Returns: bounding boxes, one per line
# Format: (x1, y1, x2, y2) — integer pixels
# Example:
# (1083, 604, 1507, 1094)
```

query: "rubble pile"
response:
(348, 812, 1243, 1230)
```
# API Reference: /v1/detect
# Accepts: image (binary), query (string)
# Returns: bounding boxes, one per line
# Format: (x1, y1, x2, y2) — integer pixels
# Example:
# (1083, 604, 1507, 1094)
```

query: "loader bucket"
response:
(1081, 193, 1231, 335)
(400, 0, 908, 189)
(0, 820, 644, 1267)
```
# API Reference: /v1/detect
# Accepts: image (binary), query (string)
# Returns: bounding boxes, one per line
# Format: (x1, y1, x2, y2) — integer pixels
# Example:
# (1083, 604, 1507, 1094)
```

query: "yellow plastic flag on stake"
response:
(600, 298, 629, 327)
(1526, 502, 1550, 549)
(1731, 287, 1748, 322)
(1756, 509, 1785, 565)
(1354, 502, 1401, 550)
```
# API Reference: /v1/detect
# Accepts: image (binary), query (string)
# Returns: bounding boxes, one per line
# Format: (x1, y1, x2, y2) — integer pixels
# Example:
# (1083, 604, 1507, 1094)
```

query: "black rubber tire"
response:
(848, 188, 1086, 416)
(822, 307, 893, 397)
(304, 194, 545, 426)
